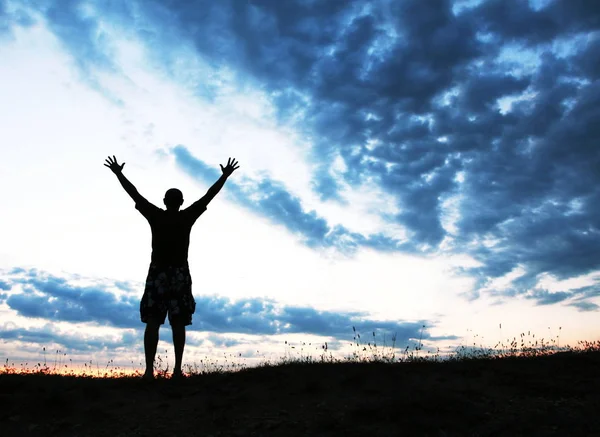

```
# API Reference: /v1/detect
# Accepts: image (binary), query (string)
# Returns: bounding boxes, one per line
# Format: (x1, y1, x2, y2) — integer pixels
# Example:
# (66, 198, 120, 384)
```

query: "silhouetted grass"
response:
(1, 332, 600, 436)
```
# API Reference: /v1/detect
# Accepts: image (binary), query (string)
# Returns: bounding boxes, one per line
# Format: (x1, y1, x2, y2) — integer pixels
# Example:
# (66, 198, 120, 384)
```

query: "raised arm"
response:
(104, 155, 145, 204)
(196, 157, 240, 206)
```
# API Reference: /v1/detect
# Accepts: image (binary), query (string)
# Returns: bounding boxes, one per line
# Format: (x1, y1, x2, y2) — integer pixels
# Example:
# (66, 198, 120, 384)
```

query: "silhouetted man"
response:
(104, 155, 239, 379)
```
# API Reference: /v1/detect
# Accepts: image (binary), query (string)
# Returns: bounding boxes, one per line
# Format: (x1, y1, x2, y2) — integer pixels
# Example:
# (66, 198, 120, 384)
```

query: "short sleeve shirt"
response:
(135, 198, 207, 267)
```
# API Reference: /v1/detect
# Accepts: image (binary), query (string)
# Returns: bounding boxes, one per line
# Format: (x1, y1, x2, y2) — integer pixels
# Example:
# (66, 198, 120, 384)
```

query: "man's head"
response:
(164, 188, 183, 211)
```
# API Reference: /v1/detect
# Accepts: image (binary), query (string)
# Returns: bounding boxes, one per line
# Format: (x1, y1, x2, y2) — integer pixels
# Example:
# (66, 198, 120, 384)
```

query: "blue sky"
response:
(1, 0, 599, 369)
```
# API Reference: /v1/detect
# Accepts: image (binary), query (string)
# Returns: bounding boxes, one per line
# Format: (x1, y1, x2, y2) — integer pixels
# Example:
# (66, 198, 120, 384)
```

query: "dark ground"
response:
(1, 351, 600, 436)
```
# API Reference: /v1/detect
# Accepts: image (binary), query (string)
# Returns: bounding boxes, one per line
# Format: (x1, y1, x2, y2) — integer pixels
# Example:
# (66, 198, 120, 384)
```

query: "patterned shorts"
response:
(140, 264, 196, 326)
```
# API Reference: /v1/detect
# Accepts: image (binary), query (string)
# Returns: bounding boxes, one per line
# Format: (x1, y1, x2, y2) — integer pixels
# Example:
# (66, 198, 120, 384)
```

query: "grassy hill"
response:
(1, 348, 600, 436)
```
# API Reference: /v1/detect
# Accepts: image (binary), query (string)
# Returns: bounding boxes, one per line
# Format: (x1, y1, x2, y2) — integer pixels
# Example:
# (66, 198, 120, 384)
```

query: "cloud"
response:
(466, 0, 600, 44)
(6, 272, 139, 328)
(0, 0, 35, 38)
(568, 300, 600, 312)
(525, 290, 571, 306)
(193, 294, 432, 345)
(523, 283, 600, 311)
(6, 0, 600, 303)
(171, 145, 408, 253)
(1, 268, 438, 345)
(42, 0, 119, 74)
(0, 323, 139, 353)
(2, 0, 127, 103)
(0, 0, 9, 35)
(149, 0, 600, 301)
(201, 333, 243, 348)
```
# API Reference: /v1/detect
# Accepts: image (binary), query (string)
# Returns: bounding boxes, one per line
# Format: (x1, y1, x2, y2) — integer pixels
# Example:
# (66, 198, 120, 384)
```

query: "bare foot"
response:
(142, 371, 154, 381)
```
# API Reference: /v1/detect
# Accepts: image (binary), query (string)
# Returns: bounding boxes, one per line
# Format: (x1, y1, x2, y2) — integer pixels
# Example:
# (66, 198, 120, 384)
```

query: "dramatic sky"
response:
(1, 0, 599, 370)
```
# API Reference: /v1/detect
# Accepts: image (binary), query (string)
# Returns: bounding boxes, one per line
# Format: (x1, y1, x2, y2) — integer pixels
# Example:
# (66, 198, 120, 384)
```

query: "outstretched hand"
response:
(104, 155, 125, 174)
(220, 157, 240, 177)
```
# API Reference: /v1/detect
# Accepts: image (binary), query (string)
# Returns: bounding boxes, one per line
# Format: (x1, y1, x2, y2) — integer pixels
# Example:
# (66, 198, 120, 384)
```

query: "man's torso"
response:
(136, 199, 207, 267)
(149, 211, 193, 266)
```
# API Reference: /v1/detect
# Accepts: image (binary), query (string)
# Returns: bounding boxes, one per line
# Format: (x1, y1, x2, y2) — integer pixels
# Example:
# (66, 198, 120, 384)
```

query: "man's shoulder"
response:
(183, 199, 208, 215)
(136, 200, 164, 220)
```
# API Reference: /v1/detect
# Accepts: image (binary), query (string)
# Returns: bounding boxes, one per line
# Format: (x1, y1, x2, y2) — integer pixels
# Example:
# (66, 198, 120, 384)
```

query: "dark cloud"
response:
(159, 0, 600, 306)
(520, 283, 600, 311)
(525, 290, 571, 306)
(8, 0, 600, 305)
(468, 0, 600, 45)
(6, 272, 140, 328)
(191, 295, 432, 347)
(278, 305, 426, 342)
(457, 71, 530, 114)
(2, 268, 438, 344)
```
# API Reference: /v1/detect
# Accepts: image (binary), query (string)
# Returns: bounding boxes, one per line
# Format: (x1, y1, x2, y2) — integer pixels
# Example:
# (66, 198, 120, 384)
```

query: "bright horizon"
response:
(1, 0, 600, 371)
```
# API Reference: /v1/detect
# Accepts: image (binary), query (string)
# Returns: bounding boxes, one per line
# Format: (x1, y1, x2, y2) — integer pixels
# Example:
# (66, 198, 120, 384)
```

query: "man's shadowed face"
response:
(164, 188, 183, 210)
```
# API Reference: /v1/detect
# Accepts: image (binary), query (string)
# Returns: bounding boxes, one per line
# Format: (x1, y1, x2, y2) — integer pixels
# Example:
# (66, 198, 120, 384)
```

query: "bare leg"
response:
(171, 320, 186, 376)
(144, 318, 160, 378)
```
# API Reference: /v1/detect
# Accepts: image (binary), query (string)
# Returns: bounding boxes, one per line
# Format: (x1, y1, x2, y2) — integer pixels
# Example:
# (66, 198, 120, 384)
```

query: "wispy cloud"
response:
(172, 145, 408, 254)
(568, 300, 600, 312)
(0, 323, 139, 352)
